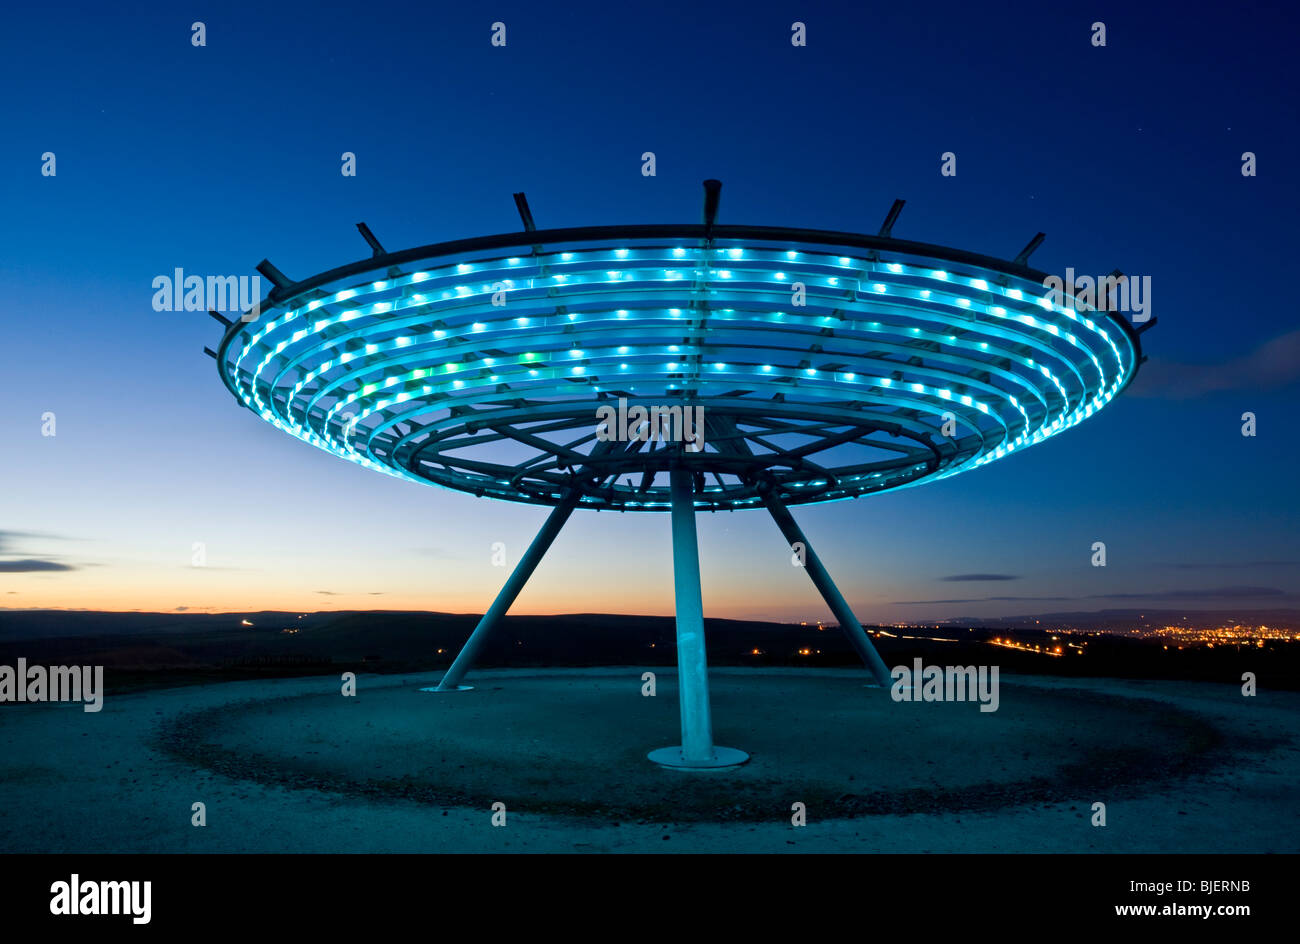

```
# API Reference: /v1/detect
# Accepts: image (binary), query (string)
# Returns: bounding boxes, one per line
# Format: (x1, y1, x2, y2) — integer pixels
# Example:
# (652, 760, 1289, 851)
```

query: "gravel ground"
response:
(1, 668, 1295, 853)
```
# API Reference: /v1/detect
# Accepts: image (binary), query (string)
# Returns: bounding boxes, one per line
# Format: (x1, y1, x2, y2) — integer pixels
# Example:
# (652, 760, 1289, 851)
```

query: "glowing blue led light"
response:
(221, 225, 1139, 510)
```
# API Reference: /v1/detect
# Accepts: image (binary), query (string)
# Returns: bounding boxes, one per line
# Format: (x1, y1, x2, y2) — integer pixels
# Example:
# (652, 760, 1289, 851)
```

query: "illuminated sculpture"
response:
(210, 182, 1147, 767)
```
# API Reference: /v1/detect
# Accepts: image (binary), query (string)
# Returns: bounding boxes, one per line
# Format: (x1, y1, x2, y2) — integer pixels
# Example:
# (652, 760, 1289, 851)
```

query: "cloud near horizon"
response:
(0, 531, 81, 575)
(1129, 328, 1300, 398)
(1165, 560, 1299, 570)
(0, 559, 77, 573)
(0, 529, 74, 548)
(894, 585, 1294, 605)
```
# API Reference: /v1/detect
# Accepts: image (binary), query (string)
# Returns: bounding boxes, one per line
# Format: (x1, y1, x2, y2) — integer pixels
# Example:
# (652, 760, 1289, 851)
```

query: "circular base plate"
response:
(418, 684, 474, 693)
(647, 745, 750, 769)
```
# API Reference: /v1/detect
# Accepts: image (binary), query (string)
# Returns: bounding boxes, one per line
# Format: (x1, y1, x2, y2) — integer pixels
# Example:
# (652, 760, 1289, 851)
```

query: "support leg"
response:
(647, 466, 749, 768)
(424, 494, 578, 692)
(762, 491, 893, 687)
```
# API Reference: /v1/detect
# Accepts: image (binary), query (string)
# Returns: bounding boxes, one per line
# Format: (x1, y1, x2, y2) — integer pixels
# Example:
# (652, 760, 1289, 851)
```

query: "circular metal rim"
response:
(216, 223, 1144, 512)
(646, 745, 751, 769)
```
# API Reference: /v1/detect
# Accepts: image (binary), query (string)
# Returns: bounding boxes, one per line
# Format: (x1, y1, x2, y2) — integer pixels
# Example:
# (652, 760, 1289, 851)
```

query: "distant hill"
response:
(0, 608, 1295, 691)
(944, 608, 1300, 630)
(0, 609, 838, 671)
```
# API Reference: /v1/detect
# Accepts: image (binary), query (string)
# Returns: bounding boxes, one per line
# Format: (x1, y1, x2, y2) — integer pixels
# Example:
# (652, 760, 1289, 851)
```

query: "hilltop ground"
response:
(1, 668, 1296, 853)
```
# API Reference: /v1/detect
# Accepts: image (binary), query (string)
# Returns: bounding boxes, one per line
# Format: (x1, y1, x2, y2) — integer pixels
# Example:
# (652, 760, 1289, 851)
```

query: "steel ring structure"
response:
(210, 181, 1148, 768)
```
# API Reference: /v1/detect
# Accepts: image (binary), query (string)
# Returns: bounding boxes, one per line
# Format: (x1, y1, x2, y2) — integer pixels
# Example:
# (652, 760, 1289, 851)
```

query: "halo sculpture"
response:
(209, 181, 1148, 768)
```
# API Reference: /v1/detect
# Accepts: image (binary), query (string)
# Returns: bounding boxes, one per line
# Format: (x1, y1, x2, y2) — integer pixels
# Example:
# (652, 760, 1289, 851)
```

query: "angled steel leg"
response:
(647, 466, 749, 768)
(424, 493, 579, 692)
(762, 490, 893, 687)
(425, 439, 626, 692)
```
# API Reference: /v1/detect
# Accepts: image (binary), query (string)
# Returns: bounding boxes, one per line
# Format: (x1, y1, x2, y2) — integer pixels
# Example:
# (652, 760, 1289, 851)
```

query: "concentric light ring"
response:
(215, 223, 1143, 511)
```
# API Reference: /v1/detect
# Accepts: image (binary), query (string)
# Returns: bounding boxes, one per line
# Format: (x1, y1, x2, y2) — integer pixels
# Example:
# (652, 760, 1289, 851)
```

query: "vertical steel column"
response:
(669, 466, 713, 762)
(647, 466, 749, 768)
(426, 493, 580, 692)
(762, 491, 893, 687)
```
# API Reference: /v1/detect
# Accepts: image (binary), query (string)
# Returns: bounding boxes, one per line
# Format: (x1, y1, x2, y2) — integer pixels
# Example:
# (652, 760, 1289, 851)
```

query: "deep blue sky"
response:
(2, 1, 1297, 621)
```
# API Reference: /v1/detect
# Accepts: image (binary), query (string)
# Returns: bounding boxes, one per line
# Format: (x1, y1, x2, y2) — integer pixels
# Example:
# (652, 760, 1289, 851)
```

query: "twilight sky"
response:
(1, 1, 1297, 622)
